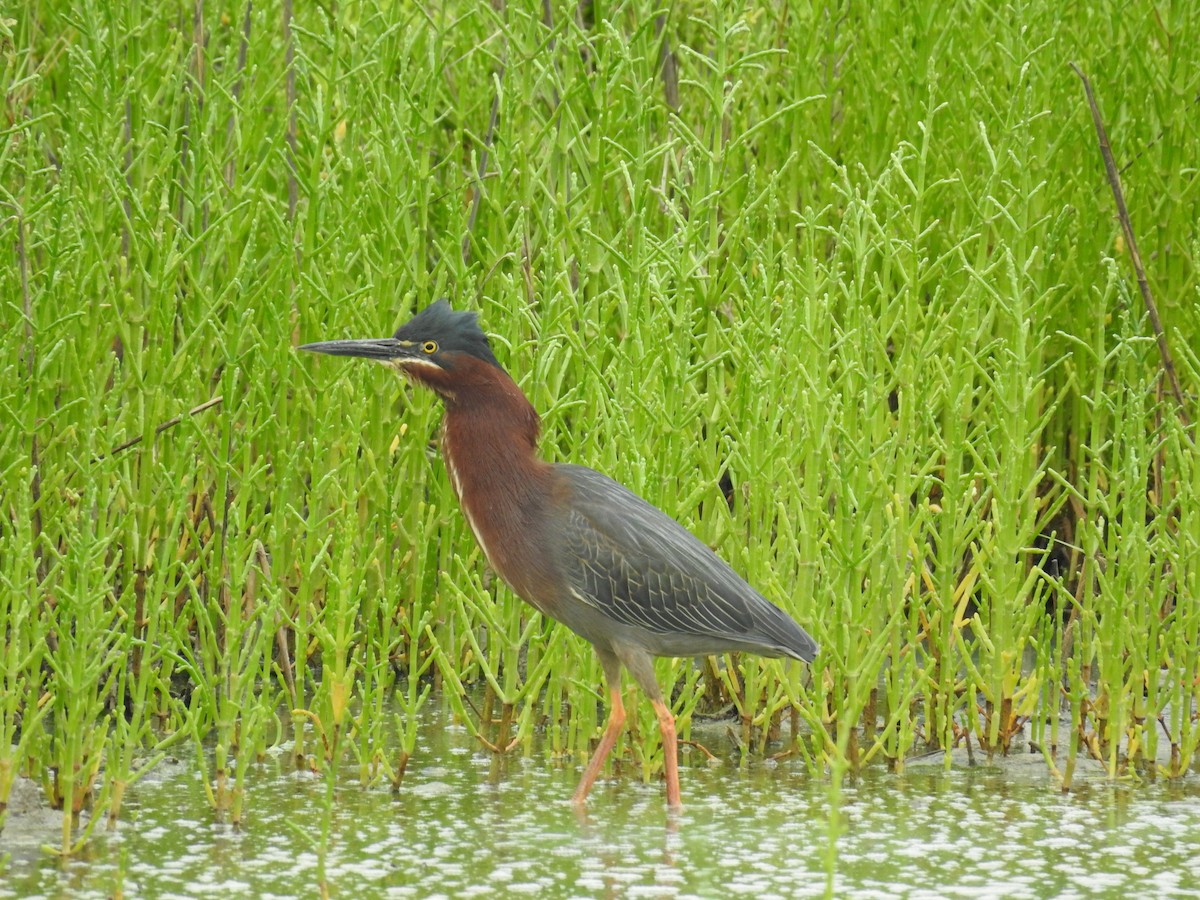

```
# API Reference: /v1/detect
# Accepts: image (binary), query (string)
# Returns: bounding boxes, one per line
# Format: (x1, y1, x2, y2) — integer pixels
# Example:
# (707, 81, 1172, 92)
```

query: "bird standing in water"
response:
(301, 301, 818, 808)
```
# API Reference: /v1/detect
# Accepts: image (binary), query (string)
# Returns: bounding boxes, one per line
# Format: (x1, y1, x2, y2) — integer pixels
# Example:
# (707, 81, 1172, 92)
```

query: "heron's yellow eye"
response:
(422, 341, 438, 354)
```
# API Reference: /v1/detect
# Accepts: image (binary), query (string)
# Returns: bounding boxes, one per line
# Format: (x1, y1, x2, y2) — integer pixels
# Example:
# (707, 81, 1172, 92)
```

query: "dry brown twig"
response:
(95, 396, 225, 462)
(1070, 62, 1192, 434)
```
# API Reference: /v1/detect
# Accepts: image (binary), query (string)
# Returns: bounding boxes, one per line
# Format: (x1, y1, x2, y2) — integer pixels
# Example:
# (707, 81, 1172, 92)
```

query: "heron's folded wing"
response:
(555, 464, 817, 660)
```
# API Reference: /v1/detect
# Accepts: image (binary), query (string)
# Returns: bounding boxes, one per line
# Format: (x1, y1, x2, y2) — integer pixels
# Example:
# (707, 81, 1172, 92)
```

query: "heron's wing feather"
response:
(554, 465, 817, 660)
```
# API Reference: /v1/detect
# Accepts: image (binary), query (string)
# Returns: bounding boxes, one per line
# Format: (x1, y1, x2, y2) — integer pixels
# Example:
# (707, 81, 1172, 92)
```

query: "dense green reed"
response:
(2, 0, 1198, 853)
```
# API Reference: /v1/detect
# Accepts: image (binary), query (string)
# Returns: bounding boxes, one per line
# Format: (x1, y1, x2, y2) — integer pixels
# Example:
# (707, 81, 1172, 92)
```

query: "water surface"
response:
(4, 704, 1199, 898)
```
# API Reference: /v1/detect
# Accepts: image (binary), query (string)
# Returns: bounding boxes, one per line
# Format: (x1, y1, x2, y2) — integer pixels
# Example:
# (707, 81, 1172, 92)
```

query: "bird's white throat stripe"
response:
(445, 448, 498, 568)
(445, 448, 464, 498)
(384, 357, 440, 372)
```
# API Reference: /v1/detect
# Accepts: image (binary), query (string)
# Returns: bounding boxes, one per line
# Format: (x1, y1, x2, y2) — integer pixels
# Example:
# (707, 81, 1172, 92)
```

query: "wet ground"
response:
(4, 704, 1199, 898)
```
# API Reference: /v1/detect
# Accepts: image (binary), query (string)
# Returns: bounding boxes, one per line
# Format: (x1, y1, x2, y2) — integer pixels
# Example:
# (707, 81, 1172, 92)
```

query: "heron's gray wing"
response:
(554, 464, 817, 661)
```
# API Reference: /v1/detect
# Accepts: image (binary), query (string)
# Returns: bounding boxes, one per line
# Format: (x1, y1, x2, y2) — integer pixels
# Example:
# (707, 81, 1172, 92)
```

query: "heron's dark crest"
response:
(395, 299, 501, 369)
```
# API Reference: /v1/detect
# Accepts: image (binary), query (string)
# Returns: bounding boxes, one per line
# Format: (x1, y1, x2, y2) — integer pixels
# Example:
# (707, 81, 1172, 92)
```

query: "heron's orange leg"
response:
(652, 698, 682, 810)
(572, 685, 626, 807)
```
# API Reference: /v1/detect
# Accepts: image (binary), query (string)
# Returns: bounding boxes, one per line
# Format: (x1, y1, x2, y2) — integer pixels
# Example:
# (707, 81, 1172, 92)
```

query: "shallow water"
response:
(4, 704, 1200, 899)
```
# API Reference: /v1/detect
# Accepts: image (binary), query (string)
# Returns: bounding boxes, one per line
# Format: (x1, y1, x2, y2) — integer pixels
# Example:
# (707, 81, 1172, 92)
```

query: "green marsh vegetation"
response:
(2, 0, 1198, 858)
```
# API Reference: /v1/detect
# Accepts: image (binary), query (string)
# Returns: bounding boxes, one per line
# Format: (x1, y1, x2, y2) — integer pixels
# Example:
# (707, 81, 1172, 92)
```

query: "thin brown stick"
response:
(256, 541, 297, 706)
(463, 42, 506, 267)
(274, 615, 297, 705)
(540, 0, 580, 294)
(520, 226, 535, 306)
(283, 0, 298, 226)
(653, 13, 679, 113)
(122, 96, 133, 260)
(575, 0, 595, 70)
(540, 0, 561, 109)
(178, 0, 206, 228)
(225, 1, 253, 190)
(1070, 63, 1192, 431)
(177, 18, 192, 230)
(680, 738, 719, 762)
(16, 211, 46, 585)
(16, 214, 34, 374)
(192, 0, 205, 93)
(95, 396, 224, 461)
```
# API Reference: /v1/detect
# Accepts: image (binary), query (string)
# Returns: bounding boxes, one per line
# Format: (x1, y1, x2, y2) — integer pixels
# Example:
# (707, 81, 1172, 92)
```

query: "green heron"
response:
(301, 301, 818, 808)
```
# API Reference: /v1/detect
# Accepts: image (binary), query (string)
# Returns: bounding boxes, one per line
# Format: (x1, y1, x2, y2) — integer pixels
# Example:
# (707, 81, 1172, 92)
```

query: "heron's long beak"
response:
(298, 338, 417, 362)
